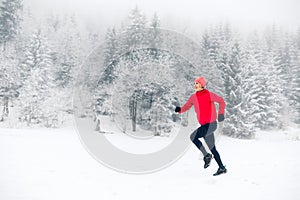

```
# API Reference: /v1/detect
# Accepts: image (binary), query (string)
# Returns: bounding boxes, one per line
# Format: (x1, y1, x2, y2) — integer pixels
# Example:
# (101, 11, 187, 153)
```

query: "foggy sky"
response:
(22, 0, 300, 32)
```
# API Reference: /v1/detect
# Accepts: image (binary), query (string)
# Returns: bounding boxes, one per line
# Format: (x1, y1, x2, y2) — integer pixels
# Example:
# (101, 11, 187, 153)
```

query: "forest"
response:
(1, 0, 299, 139)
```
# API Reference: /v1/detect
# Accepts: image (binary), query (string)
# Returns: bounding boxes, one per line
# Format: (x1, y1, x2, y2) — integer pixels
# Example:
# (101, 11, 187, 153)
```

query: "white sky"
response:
(23, 0, 300, 32)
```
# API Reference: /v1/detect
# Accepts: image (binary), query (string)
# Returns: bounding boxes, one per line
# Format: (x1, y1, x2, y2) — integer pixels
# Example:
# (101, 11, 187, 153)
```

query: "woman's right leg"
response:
(204, 133, 225, 168)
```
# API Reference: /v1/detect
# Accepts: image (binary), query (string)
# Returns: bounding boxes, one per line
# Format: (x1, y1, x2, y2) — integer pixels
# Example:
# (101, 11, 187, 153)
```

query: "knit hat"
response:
(194, 77, 206, 87)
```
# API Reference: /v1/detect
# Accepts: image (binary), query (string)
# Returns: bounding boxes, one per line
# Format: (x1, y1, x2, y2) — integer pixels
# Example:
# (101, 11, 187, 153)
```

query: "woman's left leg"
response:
(204, 124, 225, 169)
(190, 128, 208, 156)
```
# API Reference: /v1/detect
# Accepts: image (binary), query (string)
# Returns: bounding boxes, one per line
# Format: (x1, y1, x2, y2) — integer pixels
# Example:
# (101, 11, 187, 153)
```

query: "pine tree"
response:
(0, 56, 19, 121)
(288, 31, 300, 124)
(260, 50, 284, 129)
(199, 30, 224, 95)
(104, 27, 119, 67)
(0, 51, 20, 121)
(18, 29, 56, 126)
(260, 27, 286, 129)
(203, 24, 234, 97)
(0, 0, 22, 51)
(0, 0, 22, 122)
(240, 46, 261, 135)
(245, 32, 270, 129)
(47, 15, 86, 118)
(101, 27, 120, 85)
(274, 34, 297, 126)
(123, 6, 147, 50)
(147, 13, 162, 50)
(51, 15, 81, 89)
(222, 42, 255, 138)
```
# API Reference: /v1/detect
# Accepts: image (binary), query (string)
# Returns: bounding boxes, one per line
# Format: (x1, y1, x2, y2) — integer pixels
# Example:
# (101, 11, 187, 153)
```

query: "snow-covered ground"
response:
(0, 125, 299, 200)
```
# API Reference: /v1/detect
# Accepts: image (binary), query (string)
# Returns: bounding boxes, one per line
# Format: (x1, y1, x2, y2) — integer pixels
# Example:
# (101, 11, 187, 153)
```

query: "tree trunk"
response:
(132, 98, 137, 132)
(129, 95, 137, 132)
(3, 96, 9, 117)
(1, 96, 9, 121)
(154, 109, 158, 136)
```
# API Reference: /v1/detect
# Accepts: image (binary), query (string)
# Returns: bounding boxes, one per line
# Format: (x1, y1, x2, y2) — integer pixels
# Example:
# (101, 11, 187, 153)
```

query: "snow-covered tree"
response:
(110, 59, 133, 133)
(199, 24, 234, 97)
(287, 32, 300, 124)
(100, 27, 121, 86)
(259, 52, 284, 129)
(0, 0, 22, 51)
(222, 41, 255, 138)
(255, 28, 286, 129)
(98, 48, 186, 135)
(0, 0, 23, 122)
(18, 29, 57, 126)
(103, 27, 119, 67)
(0, 31, 23, 120)
(123, 6, 147, 50)
(295, 28, 300, 123)
(45, 15, 88, 118)
(245, 32, 270, 129)
(44, 14, 82, 89)
(199, 30, 224, 95)
(147, 13, 162, 50)
(273, 34, 297, 126)
(0, 53, 19, 121)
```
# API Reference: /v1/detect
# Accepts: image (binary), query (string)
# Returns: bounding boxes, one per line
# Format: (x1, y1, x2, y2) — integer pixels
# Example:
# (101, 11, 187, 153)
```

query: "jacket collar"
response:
(196, 89, 208, 94)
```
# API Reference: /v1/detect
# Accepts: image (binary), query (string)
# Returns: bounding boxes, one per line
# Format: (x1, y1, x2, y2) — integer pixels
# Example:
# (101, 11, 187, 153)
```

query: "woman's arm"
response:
(179, 95, 194, 114)
(210, 92, 226, 114)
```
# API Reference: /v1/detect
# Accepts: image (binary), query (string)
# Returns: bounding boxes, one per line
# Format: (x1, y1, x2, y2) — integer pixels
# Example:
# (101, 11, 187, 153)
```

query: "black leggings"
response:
(190, 122, 224, 168)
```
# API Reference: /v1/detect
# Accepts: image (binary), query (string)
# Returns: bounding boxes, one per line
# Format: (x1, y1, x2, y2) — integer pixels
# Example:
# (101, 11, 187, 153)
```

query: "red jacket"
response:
(179, 89, 225, 125)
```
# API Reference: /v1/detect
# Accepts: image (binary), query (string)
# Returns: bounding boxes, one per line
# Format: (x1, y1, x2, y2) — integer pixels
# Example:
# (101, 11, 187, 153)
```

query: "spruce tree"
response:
(0, 0, 22, 122)
(104, 27, 119, 67)
(18, 29, 56, 126)
(0, 0, 22, 51)
(245, 32, 269, 129)
(147, 13, 162, 50)
(260, 27, 286, 129)
(199, 30, 224, 95)
(52, 15, 81, 89)
(260, 50, 284, 129)
(101, 27, 120, 85)
(124, 6, 147, 50)
(222, 42, 255, 138)
(288, 32, 300, 124)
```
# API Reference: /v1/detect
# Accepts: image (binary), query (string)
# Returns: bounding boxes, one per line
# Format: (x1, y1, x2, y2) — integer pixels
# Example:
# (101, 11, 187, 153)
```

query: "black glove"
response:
(218, 114, 225, 122)
(175, 107, 181, 113)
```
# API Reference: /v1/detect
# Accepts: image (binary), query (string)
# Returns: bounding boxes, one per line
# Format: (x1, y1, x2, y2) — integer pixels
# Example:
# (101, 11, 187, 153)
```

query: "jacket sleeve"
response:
(210, 92, 226, 114)
(179, 95, 194, 114)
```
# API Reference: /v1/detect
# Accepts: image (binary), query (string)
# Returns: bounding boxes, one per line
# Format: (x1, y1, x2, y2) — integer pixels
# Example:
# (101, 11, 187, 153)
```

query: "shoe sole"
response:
(204, 155, 213, 169)
(213, 169, 227, 176)
(204, 162, 211, 169)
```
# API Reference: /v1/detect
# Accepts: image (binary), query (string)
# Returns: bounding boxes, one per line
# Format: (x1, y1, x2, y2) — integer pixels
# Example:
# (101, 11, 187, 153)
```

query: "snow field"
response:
(0, 127, 299, 200)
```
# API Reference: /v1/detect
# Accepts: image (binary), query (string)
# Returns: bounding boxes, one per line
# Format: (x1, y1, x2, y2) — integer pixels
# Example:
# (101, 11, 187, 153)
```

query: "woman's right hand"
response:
(175, 107, 181, 113)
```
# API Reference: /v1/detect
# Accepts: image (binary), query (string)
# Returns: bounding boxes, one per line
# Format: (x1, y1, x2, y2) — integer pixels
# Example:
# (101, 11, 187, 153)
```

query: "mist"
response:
(24, 0, 300, 33)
